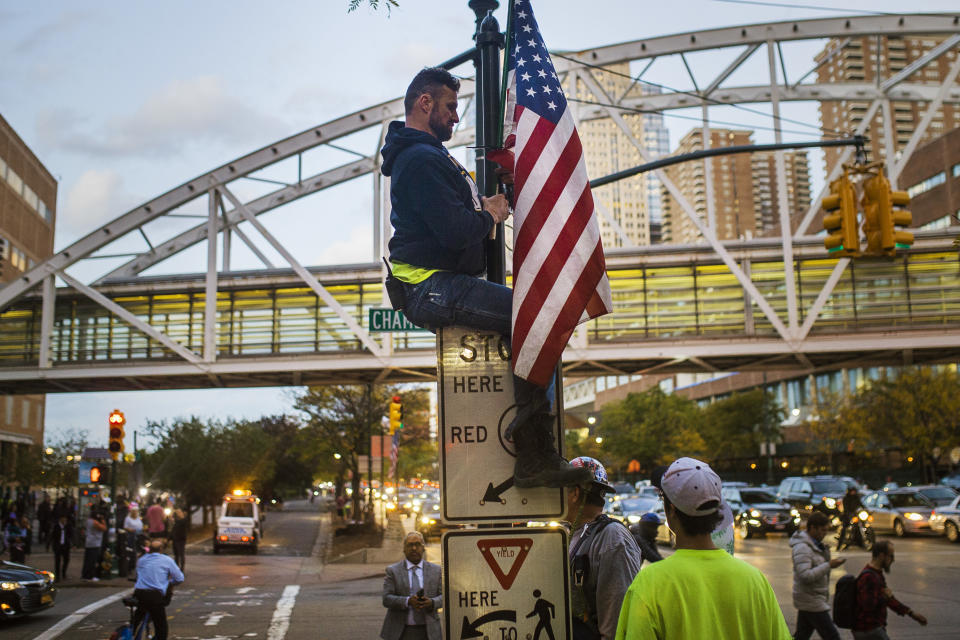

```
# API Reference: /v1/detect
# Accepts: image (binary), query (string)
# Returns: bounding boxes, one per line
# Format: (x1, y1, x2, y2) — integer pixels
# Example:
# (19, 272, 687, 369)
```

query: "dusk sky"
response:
(2, 0, 955, 448)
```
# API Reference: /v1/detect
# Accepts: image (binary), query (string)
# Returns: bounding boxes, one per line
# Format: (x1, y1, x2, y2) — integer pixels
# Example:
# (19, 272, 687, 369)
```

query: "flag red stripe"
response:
(513, 131, 588, 271)
(514, 109, 554, 196)
(512, 184, 594, 354)
(523, 242, 608, 385)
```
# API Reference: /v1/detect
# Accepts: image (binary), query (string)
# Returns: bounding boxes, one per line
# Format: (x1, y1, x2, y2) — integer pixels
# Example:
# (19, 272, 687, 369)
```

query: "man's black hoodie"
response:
(381, 121, 494, 275)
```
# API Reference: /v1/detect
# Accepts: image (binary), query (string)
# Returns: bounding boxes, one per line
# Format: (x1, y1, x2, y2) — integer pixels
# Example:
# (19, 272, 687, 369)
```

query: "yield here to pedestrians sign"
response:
(437, 327, 566, 522)
(443, 528, 571, 640)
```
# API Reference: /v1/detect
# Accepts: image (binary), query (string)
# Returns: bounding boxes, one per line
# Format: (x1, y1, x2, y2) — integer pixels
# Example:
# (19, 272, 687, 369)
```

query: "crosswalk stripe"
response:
(266, 584, 300, 640)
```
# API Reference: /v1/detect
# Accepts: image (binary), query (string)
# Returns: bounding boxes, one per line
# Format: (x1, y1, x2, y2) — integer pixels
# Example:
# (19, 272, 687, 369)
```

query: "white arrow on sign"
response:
(438, 327, 567, 522)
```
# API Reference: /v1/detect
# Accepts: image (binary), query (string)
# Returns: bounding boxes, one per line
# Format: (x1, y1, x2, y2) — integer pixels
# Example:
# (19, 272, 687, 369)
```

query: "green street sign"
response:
(368, 308, 428, 333)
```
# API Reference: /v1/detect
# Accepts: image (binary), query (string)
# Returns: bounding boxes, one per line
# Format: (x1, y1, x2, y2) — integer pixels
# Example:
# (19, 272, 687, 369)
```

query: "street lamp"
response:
(587, 416, 597, 425)
(333, 453, 342, 460)
(595, 437, 603, 445)
(45, 447, 54, 455)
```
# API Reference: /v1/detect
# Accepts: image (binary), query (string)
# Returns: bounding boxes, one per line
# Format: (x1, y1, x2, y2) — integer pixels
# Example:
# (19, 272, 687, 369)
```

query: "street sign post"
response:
(443, 528, 571, 640)
(438, 327, 566, 522)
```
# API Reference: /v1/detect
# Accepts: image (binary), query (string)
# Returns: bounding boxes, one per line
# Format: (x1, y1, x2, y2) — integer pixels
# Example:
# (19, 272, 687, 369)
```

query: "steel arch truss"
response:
(2, 13, 959, 384)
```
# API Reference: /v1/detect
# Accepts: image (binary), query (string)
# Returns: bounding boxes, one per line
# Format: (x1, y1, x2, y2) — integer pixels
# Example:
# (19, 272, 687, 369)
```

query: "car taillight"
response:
(219, 535, 228, 541)
(241, 536, 249, 542)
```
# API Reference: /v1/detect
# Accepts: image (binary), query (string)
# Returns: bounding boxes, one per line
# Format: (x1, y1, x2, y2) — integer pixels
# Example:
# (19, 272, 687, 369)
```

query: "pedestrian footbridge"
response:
(0, 233, 956, 394)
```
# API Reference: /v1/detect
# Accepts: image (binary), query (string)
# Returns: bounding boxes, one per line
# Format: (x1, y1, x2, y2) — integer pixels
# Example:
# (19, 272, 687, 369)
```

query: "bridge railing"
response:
(0, 245, 957, 367)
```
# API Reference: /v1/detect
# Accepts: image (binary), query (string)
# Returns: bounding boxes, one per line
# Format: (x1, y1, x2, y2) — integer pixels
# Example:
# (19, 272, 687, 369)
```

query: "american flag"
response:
(500, 0, 612, 387)
(388, 431, 399, 477)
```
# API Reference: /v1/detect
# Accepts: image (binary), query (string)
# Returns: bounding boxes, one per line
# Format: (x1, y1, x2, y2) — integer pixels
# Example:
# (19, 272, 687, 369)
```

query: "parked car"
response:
(777, 476, 849, 515)
(723, 486, 801, 539)
(862, 488, 935, 537)
(915, 485, 958, 507)
(612, 482, 635, 495)
(0, 560, 56, 618)
(929, 495, 960, 543)
(607, 496, 661, 525)
(415, 499, 444, 540)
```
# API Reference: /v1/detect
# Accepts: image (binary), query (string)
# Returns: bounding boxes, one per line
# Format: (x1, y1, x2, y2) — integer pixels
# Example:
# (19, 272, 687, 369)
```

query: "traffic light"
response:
(89, 464, 108, 484)
(108, 409, 126, 461)
(822, 171, 860, 257)
(388, 395, 403, 434)
(862, 171, 913, 256)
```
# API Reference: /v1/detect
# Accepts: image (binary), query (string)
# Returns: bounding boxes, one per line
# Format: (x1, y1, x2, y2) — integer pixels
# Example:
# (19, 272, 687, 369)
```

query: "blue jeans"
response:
(401, 272, 552, 415)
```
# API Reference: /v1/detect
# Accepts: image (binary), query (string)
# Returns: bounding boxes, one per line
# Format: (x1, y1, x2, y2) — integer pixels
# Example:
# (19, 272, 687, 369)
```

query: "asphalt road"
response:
(6, 507, 960, 640)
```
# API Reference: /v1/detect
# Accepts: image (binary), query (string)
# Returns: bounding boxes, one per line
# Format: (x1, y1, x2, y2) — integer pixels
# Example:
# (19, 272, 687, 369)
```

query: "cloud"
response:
(313, 225, 373, 266)
(37, 75, 287, 158)
(11, 10, 94, 54)
(60, 169, 140, 236)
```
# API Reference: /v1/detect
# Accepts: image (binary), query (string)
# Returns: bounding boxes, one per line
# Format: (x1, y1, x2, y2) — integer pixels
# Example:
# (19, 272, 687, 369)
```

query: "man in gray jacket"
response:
(381, 531, 442, 640)
(790, 511, 846, 640)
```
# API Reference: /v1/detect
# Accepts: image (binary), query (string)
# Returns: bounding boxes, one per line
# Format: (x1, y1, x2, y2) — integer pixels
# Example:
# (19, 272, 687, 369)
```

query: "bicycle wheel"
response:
(135, 613, 156, 640)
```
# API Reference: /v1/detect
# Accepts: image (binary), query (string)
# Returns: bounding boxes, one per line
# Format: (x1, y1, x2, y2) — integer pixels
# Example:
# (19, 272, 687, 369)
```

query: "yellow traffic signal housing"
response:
(388, 395, 403, 434)
(862, 172, 913, 256)
(822, 172, 859, 257)
(108, 409, 126, 461)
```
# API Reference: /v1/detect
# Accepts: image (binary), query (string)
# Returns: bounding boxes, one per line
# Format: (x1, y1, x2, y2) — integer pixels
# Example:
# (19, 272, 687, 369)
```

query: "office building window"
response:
(907, 171, 945, 198)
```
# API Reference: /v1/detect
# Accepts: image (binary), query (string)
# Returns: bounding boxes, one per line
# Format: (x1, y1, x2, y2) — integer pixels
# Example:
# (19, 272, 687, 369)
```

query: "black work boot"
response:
(511, 415, 592, 488)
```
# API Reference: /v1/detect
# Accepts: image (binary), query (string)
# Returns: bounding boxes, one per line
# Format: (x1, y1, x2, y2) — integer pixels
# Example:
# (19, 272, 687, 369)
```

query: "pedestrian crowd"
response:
(378, 454, 931, 640)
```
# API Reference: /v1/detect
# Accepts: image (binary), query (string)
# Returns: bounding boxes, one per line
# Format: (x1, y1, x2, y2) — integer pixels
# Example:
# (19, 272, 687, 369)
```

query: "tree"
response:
(598, 388, 705, 475)
(257, 414, 312, 497)
(294, 384, 398, 522)
(348, 0, 399, 12)
(807, 388, 868, 474)
(847, 367, 960, 482)
(700, 389, 785, 462)
(41, 429, 89, 494)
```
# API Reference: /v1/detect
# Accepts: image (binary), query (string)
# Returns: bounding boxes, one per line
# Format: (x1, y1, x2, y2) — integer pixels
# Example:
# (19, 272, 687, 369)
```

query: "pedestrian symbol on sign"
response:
(526, 589, 556, 640)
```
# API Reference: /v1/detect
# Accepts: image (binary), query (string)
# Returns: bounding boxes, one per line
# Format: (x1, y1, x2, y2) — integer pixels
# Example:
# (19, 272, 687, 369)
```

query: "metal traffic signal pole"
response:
(470, 0, 505, 284)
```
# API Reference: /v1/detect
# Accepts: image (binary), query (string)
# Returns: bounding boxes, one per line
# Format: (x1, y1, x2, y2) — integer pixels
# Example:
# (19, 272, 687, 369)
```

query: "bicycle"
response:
(107, 594, 156, 640)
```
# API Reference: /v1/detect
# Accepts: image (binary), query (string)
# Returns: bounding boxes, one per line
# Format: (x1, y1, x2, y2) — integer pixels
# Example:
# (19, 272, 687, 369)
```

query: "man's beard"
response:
(428, 107, 454, 142)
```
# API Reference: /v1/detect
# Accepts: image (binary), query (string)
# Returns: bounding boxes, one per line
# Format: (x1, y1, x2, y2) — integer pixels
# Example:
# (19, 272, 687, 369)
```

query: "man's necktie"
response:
(410, 566, 426, 624)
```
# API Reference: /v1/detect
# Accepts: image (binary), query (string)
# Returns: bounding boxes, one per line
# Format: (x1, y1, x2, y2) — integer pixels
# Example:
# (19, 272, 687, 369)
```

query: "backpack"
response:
(832, 574, 859, 629)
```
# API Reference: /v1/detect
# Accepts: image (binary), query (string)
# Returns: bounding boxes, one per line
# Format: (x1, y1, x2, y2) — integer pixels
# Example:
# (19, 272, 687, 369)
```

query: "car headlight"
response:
(790, 508, 799, 517)
(905, 512, 923, 521)
(627, 515, 641, 524)
(750, 509, 761, 518)
(1, 581, 23, 590)
(823, 497, 837, 509)
(858, 510, 869, 521)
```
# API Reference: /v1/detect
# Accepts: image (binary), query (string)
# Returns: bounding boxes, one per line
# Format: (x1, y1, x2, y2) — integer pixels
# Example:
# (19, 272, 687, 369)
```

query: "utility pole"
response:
(470, 0, 505, 284)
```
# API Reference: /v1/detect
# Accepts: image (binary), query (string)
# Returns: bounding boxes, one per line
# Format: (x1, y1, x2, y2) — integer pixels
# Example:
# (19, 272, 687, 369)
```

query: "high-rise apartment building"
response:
(641, 86, 670, 243)
(751, 150, 813, 235)
(573, 63, 651, 248)
(816, 36, 960, 176)
(661, 129, 756, 244)
(661, 129, 812, 243)
(0, 113, 56, 467)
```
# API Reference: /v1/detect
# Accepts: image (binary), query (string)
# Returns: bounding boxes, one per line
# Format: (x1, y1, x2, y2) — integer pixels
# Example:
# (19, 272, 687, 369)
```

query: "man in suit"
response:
(381, 531, 442, 640)
(50, 513, 74, 582)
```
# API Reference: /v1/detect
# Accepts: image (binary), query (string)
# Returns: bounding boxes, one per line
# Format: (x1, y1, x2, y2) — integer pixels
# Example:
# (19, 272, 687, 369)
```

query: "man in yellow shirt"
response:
(615, 457, 791, 640)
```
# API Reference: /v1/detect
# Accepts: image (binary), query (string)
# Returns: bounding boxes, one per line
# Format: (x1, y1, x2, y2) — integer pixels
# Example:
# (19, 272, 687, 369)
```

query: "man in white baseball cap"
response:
(615, 457, 791, 640)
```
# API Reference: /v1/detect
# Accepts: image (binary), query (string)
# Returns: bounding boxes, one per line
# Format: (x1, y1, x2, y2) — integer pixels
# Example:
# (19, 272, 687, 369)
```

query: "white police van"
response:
(214, 490, 262, 554)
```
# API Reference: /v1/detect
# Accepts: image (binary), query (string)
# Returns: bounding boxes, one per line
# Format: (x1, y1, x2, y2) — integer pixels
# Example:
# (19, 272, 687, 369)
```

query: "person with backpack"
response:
(565, 457, 642, 640)
(790, 510, 846, 639)
(851, 541, 927, 639)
